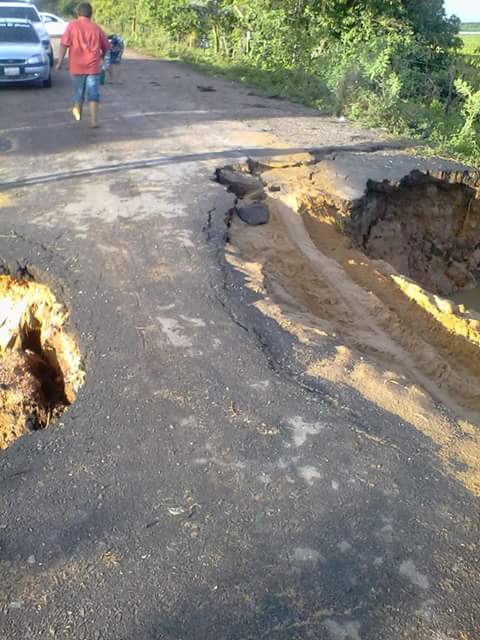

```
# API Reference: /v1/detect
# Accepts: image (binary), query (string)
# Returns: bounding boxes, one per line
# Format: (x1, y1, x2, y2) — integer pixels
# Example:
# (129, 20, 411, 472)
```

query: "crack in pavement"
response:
(0, 141, 413, 191)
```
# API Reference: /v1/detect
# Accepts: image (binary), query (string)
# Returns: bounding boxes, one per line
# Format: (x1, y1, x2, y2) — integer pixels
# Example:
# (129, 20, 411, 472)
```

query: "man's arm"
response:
(56, 44, 68, 71)
(56, 24, 71, 71)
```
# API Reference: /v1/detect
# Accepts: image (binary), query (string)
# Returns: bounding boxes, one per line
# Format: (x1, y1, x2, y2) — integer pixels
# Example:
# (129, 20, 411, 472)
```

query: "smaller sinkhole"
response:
(0, 275, 84, 449)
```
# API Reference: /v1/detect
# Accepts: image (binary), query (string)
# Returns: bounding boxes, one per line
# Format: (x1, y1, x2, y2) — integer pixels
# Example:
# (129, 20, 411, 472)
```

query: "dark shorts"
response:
(108, 50, 122, 65)
(72, 74, 100, 104)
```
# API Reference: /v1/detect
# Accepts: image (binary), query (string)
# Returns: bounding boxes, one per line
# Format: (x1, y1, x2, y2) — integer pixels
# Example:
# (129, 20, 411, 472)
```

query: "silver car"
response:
(0, 18, 51, 87)
(0, 1, 53, 65)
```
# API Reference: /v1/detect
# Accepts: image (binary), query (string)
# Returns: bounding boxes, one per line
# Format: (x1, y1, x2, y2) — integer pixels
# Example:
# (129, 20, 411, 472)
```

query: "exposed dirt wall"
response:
(349, 172, 480, 297)
(0, 275, 84, 449)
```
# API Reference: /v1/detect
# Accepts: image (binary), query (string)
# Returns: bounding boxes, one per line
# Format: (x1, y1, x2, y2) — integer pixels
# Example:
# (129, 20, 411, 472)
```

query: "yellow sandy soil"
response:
(0, 276, 84, 449)
(226, 179, 480, 495)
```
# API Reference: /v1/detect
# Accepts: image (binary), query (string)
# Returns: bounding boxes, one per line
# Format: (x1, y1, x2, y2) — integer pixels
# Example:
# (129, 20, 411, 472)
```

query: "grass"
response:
(461, 34, 480, 54)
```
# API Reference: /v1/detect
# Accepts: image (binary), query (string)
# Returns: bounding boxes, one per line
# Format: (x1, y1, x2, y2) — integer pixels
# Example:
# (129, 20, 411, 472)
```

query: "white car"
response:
(40, 12, 67, 38)
(0, 1, 53, 64)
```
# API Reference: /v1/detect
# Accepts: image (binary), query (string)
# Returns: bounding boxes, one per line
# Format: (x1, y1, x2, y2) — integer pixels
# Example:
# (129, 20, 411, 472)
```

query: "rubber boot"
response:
(89, 101, 99, 128)
(72, 103, 82, 122)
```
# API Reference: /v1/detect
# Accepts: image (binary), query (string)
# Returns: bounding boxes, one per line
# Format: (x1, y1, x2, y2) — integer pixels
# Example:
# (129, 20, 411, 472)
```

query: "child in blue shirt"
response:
(106, 34, 124, 83)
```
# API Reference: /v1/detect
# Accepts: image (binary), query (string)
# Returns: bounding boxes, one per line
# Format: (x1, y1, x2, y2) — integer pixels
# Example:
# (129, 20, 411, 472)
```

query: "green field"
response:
(461, 23, 480, 32)
(462, 33, 480, 54)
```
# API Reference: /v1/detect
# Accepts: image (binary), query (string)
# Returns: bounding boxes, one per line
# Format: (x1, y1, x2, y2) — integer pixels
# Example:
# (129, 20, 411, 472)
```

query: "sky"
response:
(444, 0, 480, 22)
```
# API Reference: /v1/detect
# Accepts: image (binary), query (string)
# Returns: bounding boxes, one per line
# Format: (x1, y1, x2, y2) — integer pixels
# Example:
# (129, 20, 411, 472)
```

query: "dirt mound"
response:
(0, 275, 84, 449)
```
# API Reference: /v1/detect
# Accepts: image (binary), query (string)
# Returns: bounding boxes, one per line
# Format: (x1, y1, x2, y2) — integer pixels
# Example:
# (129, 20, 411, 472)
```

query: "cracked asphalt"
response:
(0, 52, 478, 639)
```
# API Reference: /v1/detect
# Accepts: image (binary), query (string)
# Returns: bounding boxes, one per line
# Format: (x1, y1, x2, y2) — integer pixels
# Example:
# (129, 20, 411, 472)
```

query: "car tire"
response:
(49, 50, 54, 67)
(43, 74, 52, 88)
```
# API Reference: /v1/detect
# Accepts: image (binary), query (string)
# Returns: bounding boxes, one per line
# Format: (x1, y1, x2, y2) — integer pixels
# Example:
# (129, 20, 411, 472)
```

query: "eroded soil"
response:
(348, 174, 480, 297)
(221, 155, 480, 495)
(0, 275, 84, 449)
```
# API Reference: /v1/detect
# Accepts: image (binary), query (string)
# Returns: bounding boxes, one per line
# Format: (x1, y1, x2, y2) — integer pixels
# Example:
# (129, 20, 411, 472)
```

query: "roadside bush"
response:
(91, 0, 479, 166)
(448, 79, 480, 161)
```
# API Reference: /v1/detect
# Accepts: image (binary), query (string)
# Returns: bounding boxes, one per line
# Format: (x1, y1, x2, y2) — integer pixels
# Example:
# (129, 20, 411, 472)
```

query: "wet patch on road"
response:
(109, 178, 141, 199)
(0, 274, 84, 449)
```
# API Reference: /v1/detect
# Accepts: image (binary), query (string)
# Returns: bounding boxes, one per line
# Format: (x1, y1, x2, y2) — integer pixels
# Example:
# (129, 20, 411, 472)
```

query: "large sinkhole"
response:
(0, 275, 84, 449)
(351, 172, 480, 300)
(218, 159, 480, 416)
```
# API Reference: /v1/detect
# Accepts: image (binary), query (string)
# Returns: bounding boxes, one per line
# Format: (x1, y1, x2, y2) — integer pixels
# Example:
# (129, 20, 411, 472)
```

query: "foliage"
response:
(35, 0, 78, 16)
(42, 0, 480, 165)
(448, 79, 480, 158)
(461, 34, 480, 55)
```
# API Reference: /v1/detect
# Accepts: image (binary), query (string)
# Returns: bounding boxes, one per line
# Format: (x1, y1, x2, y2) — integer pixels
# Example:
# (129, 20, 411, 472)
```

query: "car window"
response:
(0, 6, 40, 22)
(42, 15, 53, 23)
(0, 22, 39, 43)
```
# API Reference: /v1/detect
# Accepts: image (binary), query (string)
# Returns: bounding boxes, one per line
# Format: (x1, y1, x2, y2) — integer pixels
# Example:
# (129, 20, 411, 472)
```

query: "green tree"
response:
(35, 0, 78, 16)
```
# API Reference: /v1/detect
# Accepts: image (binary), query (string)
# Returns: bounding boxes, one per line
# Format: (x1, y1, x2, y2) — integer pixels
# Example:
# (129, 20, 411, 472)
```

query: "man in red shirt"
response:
(56, 3, 110, 128)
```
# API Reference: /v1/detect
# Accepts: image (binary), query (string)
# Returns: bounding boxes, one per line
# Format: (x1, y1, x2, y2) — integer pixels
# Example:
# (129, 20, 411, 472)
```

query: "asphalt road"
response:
(0, 54, 479, 640)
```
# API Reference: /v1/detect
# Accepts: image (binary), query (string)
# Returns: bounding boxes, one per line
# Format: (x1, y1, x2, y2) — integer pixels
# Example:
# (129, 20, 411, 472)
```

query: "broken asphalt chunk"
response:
(236, 202, 269, 226)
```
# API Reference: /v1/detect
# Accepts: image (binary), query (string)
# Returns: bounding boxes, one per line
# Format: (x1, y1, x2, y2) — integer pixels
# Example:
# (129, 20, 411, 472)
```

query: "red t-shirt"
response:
(61, 17, 110, 75)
